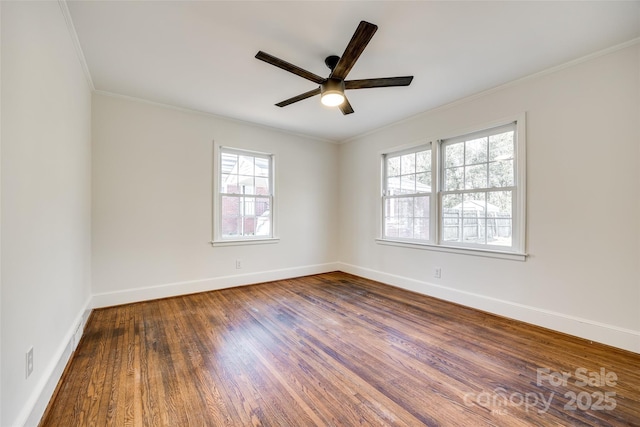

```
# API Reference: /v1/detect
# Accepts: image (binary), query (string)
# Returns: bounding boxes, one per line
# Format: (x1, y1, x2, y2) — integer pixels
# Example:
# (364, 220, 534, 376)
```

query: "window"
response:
(214, 147, 274, 243)
(381, 118, 525, 258)
(382, 144, 433, 243)
(441, 123, 518, 250)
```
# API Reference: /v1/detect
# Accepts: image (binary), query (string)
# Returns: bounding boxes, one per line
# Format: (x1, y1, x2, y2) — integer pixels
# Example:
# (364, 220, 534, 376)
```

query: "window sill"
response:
(210, 237, 280, 247)
(375, 238, 527, 261)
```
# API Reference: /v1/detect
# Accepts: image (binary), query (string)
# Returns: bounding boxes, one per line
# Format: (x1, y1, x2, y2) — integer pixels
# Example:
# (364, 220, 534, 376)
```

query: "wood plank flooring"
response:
(40, 272, 640, 426)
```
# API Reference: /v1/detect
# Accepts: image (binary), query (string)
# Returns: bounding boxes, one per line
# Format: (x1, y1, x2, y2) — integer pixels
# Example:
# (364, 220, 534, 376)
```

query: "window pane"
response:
(414, 195, 429, 217)
(464, 164, 487, 189)
(243, 197, 255, 216)
(222, 217, 241, 237)
(221, 174, 238, 194)
(383, 195, 430, 241)
(238, 155, 254, 176)
(414, 217, 429, 240)
(416, 150, 431, 172)
(463, 192, 486, 218)
(255, 177, 269, 195)
(442, 193, 462, 210)
(397, 198, 413, 238)
(237, 175, 255, 194)
(398, 197, 413, 219)
(221, 153, 237, 174)
(463, 218, 486, 244)
(444, 167, 464, 191)
(255, 157, 269, 177)
(489, 160, 514, 188)
(221, 196, 240, 236)
(488, 218, 512, 246)
(384, 218, 399, 238)
(400, 175, 416, 194)
(387, 156, 400, 177)
(401, 153, 415, 175)
(489, 131, 514, 161)
(416, 172, 431, 192)
(445, 143, 464, 167)
(387, 176, 401, 195)
(255, 210, 271, 236)
(242, 216, 256, 236)
(384, 198, 399, 238)
(486, 206, 512, 246)
(442, 194, 462, 242)
(398, 217, 412, 238)
(487, 190, 512, 213)
(255, 197, 270, 217)
(488, 191, 512, 246)
(462, 193, 486, 243)
(465, 137, 488, 165)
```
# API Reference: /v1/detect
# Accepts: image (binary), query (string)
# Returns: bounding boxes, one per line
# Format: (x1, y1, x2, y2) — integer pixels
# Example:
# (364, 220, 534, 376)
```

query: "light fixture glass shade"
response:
(321, 92, 345, 107)
(320, 79, 345, 107)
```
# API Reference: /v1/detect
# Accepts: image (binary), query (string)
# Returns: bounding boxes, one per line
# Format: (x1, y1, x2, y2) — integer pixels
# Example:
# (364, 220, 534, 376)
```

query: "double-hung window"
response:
(381, 118, 525, 258)
(215, 147, 274, 242)
(441, 122, 520, 251)
(382, 144, 433, 243)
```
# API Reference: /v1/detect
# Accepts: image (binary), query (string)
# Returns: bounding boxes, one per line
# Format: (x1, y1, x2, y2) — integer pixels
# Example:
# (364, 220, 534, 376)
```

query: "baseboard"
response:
(338, 262, 640, 355)
(18, 263, 338, 426)
(92, 262, 341, 308)
(18, 297, 92, 427)
(21, 261, 636, 426)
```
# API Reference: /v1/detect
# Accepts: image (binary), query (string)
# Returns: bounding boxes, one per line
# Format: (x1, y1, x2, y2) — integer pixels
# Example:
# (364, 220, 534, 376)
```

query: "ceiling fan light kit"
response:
(320, 79, 345, 107)
(256, 20, 413, 115)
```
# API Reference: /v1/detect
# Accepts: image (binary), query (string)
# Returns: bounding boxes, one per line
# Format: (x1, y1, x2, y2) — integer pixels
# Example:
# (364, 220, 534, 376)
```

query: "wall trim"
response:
(93, 90, 336, 145)
(92, 262, 341, 308)
(17, 296, 92, 427)
(342, 37, 640, 144)
(20, 260, 638, 425)
(58, 0, 95, 91)
(337, 262, 640, 355)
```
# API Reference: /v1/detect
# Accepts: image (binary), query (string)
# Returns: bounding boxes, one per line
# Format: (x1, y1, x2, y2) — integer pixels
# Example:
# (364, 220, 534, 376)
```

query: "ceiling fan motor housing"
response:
(325, 55, 340, 71)
(256, 21, 412, 114)
(321, 78, 345, 94)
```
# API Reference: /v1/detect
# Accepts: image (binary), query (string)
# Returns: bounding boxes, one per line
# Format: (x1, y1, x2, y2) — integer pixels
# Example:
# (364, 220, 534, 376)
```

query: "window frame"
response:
(378, 114, 527, 260)
(381, 142, 435, 244)
(211, 145, 278, 247)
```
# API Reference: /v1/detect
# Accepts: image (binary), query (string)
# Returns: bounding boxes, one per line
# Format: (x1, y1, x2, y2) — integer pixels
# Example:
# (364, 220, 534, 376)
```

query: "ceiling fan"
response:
(255, 20, 413, 115)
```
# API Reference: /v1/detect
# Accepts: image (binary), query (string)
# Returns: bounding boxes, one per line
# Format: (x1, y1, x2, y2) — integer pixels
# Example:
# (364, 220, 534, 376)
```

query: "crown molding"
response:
(93, 89, 337, 144)
(58, 0, 94, 91)
(343, 37, 640, 144)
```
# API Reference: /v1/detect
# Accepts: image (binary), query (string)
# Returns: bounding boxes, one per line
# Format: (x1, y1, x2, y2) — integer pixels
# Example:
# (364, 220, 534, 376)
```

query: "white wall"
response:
(91, 93, 339, 305)
(338, 44, 640, 353)
(0, 3, 3, 424)
(1, 2, 92, 426)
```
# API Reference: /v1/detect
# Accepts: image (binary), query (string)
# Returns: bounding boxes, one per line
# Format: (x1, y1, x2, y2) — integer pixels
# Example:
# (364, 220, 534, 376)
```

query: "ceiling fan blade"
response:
(275, 87, 321, 107)
(345, 76, 413, 89)
(339, 97, 354, 115)
(330, 21, 378, 80)
(256, 51, 325, 84)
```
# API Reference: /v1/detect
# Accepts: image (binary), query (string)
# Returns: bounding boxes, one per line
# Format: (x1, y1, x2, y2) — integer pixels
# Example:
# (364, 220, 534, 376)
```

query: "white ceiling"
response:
(67, 1, 640, 142)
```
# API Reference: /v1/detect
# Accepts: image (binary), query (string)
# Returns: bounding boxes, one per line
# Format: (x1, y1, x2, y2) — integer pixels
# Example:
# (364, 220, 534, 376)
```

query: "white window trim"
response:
(210, 143, 279, 247)
(375, 238, 526, 261)
(378, 114, 527, 260)
(381, 142, 434, 244)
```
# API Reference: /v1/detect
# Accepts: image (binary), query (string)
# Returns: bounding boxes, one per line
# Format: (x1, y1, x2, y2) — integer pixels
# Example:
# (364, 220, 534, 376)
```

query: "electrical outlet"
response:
(26, 347, 34, 378)
(434, 267, 442, 279)
(235, 259, 242, 269)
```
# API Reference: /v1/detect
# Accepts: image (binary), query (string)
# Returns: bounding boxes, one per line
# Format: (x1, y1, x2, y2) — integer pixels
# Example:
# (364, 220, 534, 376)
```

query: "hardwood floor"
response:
(40, 272, 640, 426)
